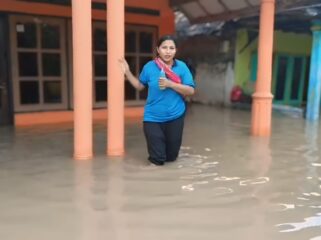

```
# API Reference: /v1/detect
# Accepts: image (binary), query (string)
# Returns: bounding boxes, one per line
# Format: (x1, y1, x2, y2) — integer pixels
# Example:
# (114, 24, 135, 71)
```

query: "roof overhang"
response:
(170, 0, 321, 24)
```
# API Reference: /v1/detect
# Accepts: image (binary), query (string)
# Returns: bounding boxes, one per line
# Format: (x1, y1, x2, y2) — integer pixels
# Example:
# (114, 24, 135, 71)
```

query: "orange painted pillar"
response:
(107, 0, 125, 156)
(72, 0, 93, 160)
(251, 0, 275, 137)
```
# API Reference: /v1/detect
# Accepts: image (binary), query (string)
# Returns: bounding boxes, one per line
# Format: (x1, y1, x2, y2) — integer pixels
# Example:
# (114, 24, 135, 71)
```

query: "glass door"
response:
(10, 15, 68, 112)
(272, 54, 307, 107)
(288, 57, 306, 106)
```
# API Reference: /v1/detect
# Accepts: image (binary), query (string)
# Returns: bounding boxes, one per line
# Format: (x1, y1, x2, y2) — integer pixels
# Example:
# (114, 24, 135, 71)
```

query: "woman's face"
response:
(157, 40, 177, 64)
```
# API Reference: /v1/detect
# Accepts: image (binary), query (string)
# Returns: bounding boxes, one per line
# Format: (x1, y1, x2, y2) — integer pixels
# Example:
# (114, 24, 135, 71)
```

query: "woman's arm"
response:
(119, 59, 145, 91)
(159, 78, 195, 96)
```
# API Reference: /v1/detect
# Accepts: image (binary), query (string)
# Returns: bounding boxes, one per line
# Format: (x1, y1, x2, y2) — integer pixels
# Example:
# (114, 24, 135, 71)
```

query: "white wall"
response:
(192, 62, 234, 106)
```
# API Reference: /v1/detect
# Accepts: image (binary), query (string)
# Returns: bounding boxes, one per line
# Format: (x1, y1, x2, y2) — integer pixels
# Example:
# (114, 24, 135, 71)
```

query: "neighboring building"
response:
(234, 28, 312, 108)
(174, 0, 321, 111)
(0, 0, 175, 126)
(185, 27, 313, 109)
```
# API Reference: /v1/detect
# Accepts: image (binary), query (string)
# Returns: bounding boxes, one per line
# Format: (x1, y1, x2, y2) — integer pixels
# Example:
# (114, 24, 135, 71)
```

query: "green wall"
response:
(234, 29, 258, 93)
(274, 31, 312, 54)
(234, 29, 312, 94)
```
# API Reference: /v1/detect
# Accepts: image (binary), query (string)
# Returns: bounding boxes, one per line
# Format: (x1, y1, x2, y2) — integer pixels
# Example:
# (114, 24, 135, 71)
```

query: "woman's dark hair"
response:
(157, 35, 178, 48)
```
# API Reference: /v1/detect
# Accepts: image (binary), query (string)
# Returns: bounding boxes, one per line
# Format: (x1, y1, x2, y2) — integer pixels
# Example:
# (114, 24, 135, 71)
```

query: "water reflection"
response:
(74, 161, 99, 240)
(247, 138, 272, 239)
(304, 122, 320, 176)
(105, 159, 129, 240)
(74, 158, 129, 240)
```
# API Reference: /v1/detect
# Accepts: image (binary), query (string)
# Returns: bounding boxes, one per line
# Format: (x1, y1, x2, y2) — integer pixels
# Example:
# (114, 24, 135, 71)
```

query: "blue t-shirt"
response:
(139, 59, 195, 122)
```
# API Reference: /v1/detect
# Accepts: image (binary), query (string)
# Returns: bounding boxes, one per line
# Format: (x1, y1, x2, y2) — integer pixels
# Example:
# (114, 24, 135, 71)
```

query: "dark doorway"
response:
(0, 14, 13, 125)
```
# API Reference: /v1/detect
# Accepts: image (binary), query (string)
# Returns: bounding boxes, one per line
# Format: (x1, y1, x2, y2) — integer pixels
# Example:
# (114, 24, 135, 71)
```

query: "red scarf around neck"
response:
(154, 57, 181, 84)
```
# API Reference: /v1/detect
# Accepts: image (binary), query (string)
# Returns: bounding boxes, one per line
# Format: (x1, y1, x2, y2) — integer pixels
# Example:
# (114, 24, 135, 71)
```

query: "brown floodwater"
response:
(0, 105, 320, 240)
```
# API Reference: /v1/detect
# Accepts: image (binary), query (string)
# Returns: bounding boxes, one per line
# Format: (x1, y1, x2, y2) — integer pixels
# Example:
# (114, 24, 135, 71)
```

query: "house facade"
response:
(0, 0, 175, 126)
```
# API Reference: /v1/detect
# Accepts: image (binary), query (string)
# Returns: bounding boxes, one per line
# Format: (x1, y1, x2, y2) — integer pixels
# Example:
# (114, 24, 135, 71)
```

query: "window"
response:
(92, 23, 157, 107)
(10, 15, 67, 112)
(92, 22, 107, 108)
(125, 25, 157, 103)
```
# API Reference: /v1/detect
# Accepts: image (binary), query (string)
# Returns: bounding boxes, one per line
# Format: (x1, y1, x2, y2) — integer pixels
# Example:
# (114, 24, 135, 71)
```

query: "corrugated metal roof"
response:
(170, 0, 321, 23)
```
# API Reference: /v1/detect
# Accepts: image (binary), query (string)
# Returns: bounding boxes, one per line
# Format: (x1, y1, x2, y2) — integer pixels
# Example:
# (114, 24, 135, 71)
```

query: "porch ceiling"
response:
(170, 0, 321, 24)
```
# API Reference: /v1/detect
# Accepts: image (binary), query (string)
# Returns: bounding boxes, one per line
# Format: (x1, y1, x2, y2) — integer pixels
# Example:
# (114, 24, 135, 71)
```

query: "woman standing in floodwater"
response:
(119, 35, 195, 166)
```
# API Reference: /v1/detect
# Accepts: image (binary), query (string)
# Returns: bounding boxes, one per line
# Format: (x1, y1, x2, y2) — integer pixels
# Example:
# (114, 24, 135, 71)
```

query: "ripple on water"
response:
(310, 236, 321, 240)
(276, 213, 321, 233)
(239, 177, 270, 186)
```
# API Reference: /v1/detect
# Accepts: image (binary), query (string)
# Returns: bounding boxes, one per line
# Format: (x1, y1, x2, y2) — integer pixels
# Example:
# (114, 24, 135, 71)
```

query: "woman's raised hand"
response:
(118, 58, 130, 75)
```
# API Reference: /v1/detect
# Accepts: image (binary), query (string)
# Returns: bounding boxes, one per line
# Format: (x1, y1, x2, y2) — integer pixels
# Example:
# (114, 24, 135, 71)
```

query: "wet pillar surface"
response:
(72, 0, 93, 160)
(306, 21, 321, 121)
(251, 0, 275, 137)
(107, 0, 125, 156)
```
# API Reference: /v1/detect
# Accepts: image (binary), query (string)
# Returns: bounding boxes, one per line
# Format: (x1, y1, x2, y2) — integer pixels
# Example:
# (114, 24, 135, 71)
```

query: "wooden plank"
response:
(169, 0, 196, 8)
(190, 6, 260, 23)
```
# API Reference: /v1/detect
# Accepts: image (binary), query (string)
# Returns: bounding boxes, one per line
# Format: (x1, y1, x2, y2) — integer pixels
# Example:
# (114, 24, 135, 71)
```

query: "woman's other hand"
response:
(159, 77, 173, 90)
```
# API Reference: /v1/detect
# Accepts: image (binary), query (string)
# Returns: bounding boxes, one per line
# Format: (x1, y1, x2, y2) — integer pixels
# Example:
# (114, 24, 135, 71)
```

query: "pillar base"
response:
(74, 153, 93, 160)
(107, 149, 125, 157)
(306, 112, 320, 122)
(251, 92, 273, 137)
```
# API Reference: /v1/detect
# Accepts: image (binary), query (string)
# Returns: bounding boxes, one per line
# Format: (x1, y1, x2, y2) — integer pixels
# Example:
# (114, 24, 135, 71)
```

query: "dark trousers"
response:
(143, 115, 185, 165)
